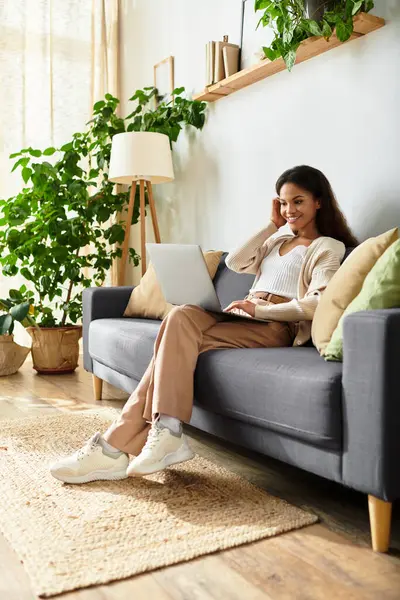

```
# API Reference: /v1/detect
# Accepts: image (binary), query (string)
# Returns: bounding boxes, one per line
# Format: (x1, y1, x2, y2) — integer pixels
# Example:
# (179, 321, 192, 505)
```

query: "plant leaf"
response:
(307, 20, 323, 37)
(352, 0, 363, 14)
(283, 21, 296, 44)
(61, 142, 74, 152)
(93, 100, 105, 111)
(0, 299, 12, 309)
(283, 49, 297, 72)
(43, 147, 56, 156)
(322, 20, 333, 39)
(0, 314, 13, 335)
(263, 46, 277, 61)
(10, 302, 30, 322)
(255, 0, 274, 11)
(11, 157, 29, 172)
(22, 167, 32, 183)
(9, 289, 21, 299)
(336, 18, 353, 42)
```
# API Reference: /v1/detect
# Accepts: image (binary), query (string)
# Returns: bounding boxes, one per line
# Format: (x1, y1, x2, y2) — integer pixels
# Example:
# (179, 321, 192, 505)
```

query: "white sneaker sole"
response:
(50, 468, 128, 485)
(127, 444, 195, 477)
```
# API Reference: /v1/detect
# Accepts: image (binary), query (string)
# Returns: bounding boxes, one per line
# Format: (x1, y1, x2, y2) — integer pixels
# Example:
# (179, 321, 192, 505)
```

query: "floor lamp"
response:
(108, 132, 174, 282)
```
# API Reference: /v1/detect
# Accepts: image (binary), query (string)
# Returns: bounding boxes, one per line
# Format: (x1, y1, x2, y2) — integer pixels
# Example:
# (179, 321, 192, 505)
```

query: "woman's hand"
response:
(224, 300, 256, 318)
(271, 197, 286, 229)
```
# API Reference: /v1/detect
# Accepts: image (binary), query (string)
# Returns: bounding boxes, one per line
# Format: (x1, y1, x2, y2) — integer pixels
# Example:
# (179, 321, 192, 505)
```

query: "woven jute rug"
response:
(0, 408, 318, 597)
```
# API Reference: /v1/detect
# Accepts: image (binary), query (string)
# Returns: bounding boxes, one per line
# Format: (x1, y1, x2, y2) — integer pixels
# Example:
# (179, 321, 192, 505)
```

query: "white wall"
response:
(120, 0, 400, 282)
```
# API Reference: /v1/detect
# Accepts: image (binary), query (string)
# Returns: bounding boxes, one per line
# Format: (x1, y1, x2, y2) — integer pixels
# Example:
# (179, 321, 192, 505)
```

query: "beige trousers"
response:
(103, 294, 296, 455)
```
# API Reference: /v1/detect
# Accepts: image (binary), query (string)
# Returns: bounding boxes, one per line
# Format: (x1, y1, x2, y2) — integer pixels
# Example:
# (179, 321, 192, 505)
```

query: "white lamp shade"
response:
(108, 131, 174, 184)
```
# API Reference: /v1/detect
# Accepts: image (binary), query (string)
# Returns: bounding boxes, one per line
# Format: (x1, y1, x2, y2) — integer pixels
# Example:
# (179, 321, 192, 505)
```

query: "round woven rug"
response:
(0, 408, 318, 597)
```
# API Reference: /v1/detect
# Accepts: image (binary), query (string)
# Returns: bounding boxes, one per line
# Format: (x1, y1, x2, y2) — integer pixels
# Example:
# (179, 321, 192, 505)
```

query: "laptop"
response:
(146, 243, 270, 322)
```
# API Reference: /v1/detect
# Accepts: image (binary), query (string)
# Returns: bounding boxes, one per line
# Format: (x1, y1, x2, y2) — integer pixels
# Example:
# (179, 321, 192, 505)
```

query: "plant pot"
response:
(0, 334, 30, 376)
(27, 326, 82, 374)
(304, 0, 335, 21)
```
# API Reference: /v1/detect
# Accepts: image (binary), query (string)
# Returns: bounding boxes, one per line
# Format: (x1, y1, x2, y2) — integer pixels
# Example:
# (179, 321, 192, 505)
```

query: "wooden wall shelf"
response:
(193, 13, 385, 103)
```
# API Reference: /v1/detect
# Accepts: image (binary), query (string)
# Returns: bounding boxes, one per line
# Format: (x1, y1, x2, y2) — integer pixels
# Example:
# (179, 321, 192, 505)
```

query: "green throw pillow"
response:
(325, 238, 400, 362)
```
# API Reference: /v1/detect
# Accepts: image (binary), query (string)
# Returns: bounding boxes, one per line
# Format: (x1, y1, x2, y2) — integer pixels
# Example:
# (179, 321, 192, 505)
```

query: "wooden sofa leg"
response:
(93, 375, 103, 401)
(368, 495, 392, 553)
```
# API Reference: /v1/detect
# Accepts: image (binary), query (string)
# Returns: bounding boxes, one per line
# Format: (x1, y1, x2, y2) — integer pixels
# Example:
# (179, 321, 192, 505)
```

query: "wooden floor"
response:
(1, 358, 399, 600)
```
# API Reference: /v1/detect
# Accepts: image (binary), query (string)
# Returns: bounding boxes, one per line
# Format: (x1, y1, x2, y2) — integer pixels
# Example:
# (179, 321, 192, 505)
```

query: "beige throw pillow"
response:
(311, 228, 399, 355)
(124, 250, 223, 320)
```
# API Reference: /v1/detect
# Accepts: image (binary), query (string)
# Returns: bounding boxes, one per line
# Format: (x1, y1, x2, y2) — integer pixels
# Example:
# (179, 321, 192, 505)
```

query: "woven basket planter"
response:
(27, 326, 82, 374)
(0, 334, 31, 376)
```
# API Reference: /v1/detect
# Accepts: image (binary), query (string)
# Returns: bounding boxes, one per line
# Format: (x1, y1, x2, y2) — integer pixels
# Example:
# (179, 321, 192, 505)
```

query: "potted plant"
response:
(0, 87, 206, 373)
(255, 0, 375, 71)
(0, 288, 36, 376)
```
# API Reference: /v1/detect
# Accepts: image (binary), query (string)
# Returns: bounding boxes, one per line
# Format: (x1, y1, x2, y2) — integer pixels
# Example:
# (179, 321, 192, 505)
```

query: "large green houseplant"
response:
(0, 87, 206, 372)
(255, 0, 375, 71)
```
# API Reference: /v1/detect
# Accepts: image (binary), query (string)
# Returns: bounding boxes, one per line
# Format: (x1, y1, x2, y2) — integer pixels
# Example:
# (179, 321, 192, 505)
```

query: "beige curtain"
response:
(89, 0, 121, 286)
(91, 0, 120, 115)
(0, 0, 121, 297)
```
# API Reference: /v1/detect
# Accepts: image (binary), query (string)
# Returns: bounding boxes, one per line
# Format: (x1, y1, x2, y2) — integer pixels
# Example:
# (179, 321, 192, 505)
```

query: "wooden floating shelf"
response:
(193, 13, 385, 103)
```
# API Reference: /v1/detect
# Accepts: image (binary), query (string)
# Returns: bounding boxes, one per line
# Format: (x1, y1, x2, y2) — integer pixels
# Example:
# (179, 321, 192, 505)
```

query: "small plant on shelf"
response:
(255, 0, 375, 71)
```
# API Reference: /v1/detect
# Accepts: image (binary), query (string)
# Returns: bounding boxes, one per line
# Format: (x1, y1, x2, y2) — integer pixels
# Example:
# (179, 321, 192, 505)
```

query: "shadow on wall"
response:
(380, 0, 400, 19)
(155, 163, 400, 247)
(358, 191, 400, 239)
(158, 128, 220, 245)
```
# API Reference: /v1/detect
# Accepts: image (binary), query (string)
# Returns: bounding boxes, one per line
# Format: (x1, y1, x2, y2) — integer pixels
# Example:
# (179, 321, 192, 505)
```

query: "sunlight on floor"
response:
(0, 396, 94, 412)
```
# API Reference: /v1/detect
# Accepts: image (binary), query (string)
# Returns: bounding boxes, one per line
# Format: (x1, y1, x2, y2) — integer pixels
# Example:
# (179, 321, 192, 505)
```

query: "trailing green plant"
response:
(0, 87, 206, 327)
(125, 86, 206, 140)
(255, 0, 375, 71)
(0, 285, 37, 335)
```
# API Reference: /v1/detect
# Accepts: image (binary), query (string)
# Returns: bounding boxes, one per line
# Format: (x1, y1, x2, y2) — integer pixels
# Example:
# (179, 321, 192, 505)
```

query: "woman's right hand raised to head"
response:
(271, 197, 286, 229)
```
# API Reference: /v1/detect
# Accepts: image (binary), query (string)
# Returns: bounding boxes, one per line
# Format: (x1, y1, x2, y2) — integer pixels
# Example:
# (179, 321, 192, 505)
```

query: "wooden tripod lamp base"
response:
(118, 179, 161, 284)
(108, 131, 174, 286)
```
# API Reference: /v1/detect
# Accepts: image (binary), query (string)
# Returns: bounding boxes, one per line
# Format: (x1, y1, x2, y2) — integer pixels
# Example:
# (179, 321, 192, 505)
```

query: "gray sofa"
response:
(82, 253, 400, 553)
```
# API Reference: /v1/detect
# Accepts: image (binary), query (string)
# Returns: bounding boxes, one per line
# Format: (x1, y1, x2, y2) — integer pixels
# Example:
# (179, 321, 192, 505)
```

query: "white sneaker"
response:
(49, 432, 129, 484)
(127, 423, 195, 477)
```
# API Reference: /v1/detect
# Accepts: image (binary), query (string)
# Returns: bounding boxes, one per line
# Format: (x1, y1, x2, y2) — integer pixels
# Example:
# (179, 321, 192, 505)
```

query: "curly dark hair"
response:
(275, 165, 358, 248)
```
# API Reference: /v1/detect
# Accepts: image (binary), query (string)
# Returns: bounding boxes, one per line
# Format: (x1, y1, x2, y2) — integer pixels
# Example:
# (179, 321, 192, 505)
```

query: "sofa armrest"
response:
(82, 286, 134, 372)
(341, 309, 400, 501)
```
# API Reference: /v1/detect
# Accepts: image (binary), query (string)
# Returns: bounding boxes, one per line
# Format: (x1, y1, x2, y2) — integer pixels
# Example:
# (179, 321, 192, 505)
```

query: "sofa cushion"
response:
(312, 228, 399, 355)
(194, 346, 343, 449)
(89, 318, 161, 381)
(325, 238, 400, 362)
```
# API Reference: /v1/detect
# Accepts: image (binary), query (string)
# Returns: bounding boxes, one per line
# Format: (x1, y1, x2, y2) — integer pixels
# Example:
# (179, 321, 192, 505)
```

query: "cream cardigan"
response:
(225, 221, 346, 346)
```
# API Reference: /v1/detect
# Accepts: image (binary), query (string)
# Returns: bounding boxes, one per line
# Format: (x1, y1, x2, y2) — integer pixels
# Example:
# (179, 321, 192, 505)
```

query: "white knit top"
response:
(225, 221, 346, 346)
(251, 241, 308, 298)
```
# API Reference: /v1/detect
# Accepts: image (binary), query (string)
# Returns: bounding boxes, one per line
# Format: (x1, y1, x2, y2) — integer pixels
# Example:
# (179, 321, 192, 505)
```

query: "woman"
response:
(50, 165, 358, 484)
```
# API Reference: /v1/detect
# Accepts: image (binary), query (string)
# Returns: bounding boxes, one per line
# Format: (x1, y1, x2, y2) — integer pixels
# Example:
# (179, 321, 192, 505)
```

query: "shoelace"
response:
(76, 437, 100, 460)
(142, 425, 164, 452)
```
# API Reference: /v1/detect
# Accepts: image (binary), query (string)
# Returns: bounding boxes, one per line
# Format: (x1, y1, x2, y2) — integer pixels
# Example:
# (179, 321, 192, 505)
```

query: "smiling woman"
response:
(274, 165, 359, 247)
(224, 165, 358, 330)
(275, 190, 320, 239)
(49, 165, 359, 486)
